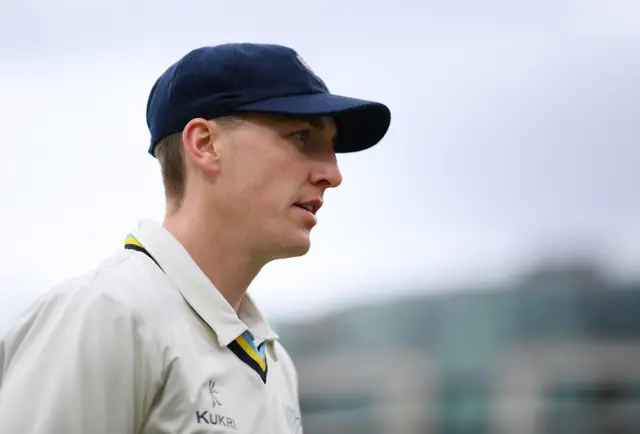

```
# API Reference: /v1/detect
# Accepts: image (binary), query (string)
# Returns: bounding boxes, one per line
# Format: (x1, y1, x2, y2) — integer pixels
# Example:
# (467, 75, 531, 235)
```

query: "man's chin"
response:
(282, 243, 311, 259)
(273, 234, 312, 260)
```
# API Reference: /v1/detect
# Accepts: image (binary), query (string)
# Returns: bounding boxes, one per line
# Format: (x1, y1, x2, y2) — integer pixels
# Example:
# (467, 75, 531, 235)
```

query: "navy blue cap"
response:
(146, 43, 391, 156)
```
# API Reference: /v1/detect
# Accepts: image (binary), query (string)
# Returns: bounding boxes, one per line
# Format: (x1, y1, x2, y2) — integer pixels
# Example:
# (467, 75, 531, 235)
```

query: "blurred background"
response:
(1, 1, 639, 433)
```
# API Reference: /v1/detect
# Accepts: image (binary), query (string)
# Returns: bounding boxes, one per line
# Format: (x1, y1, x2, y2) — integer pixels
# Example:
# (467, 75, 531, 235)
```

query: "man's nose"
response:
(310, 154, 343, 189)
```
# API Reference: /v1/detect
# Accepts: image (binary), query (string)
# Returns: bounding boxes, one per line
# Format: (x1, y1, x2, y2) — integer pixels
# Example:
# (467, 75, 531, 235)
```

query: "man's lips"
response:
(293, 198, 323, 215)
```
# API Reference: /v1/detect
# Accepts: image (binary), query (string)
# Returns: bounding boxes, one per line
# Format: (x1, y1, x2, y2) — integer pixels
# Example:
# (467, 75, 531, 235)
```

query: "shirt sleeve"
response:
(0, 291, 164, 434)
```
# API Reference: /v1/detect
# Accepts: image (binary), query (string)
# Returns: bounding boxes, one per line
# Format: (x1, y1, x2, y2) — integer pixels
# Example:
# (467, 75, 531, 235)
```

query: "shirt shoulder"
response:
(52, 249, 181, 325)
(1, 250, 177, 368)
(0, 251, 173, 434)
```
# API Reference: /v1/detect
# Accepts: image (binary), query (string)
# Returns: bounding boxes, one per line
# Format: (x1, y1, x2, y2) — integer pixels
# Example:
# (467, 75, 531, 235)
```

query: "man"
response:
(0, 43, 391, 433)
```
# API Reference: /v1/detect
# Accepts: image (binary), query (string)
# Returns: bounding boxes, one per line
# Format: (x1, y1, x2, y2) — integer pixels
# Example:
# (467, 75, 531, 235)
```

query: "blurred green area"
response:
(276, 263, 640, 434)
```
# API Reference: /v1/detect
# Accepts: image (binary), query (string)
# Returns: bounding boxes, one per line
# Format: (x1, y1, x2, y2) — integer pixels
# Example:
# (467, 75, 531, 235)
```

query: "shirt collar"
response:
(131, 219, 279, 351)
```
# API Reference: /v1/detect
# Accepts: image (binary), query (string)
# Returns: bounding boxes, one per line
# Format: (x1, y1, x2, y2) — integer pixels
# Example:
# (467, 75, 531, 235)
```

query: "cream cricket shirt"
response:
(0, 220, 303, 434)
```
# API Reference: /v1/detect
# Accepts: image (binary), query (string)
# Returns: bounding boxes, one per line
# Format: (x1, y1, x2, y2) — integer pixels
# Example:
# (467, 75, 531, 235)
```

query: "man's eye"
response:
(291, 130, 311, 143)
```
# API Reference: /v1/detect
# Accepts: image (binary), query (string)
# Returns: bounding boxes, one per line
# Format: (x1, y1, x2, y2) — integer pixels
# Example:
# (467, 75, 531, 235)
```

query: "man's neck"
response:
(162, 211, 264, 311)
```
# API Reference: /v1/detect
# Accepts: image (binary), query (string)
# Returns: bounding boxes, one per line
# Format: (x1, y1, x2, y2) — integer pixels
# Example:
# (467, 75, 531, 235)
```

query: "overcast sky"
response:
(1, 0, 639, 332)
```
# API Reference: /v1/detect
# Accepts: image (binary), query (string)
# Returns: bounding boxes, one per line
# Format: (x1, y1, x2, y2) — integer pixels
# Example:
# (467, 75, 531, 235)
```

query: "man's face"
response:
(210, 113, 342, 261)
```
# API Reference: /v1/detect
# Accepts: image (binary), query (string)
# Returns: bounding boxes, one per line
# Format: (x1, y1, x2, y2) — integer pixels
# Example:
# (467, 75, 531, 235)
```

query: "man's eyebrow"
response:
(305, 117, 325, 130)
(281, 114, 324, 129)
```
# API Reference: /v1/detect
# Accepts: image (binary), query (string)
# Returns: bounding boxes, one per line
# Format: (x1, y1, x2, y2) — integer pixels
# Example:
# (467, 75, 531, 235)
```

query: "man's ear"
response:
(182, 118, 220, 176)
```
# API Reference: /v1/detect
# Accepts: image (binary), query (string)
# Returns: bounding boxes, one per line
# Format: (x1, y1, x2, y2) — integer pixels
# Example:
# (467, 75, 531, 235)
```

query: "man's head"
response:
(155, 112, 341, 260)
(146, 43, 391, 262)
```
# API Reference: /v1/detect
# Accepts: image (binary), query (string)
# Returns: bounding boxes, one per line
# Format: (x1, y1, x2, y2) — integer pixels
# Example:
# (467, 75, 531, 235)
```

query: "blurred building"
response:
(275, 263, 640, 434)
